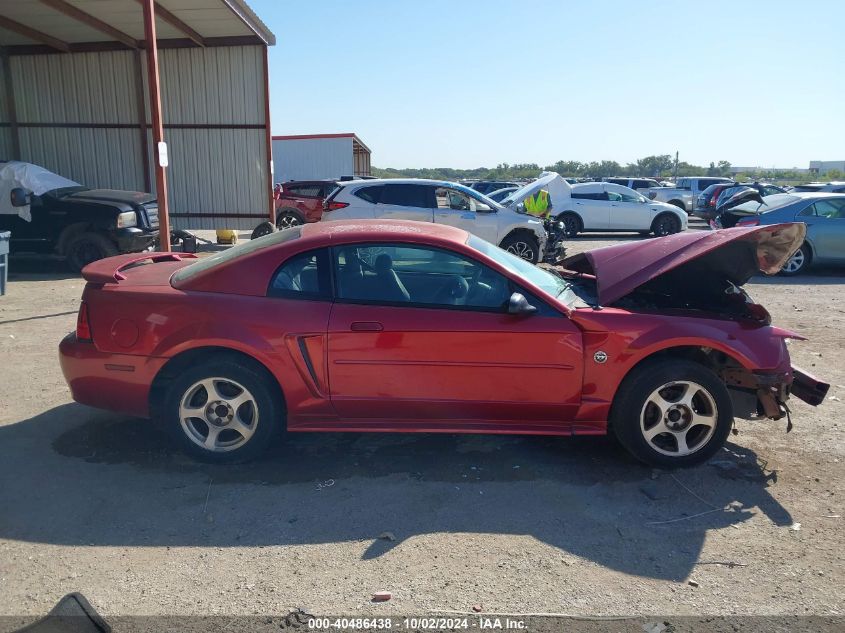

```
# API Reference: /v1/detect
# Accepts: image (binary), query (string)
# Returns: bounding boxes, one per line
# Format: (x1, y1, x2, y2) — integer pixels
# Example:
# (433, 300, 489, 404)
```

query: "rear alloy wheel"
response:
(163, 358, 281, 463)
(652, 213, 681, 237)
(276, 210, 305, 229)
(558, 213, 582, 238)
(65, 232, 119, 272)
(610, 360, 733, 468)
(780, 244, 811, 276)
(500, 233, 539, 263)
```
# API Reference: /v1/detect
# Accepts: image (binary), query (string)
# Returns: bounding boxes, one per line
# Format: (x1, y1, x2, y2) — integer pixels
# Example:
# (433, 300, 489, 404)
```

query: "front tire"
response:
(610, 360, 733, 468)
(499, 233, 540, 263)
(161, 356, 282, 463)
(780, 244, 811, 276)
(65, 232, 119, 272)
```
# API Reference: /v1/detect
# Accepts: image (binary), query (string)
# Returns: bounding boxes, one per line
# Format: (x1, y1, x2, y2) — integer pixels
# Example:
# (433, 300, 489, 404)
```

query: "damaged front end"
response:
(722, 364, 829, 430)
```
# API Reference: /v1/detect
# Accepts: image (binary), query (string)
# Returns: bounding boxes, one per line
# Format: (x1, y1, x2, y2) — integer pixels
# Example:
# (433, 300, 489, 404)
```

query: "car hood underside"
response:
(560, 223, 806, 306)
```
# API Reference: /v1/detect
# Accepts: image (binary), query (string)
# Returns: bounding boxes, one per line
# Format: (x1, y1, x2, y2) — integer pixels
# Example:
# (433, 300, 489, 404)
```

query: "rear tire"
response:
(250, 221, 277, 240)
(499, 232, 540, 263)
(65, 232, 119, 272)
(610, 360, 733, 468)
(161, 356, 283, 463)
(651, 213, 682, 237)
(780, 244, 811, 276)
(276, 208, 305, 229)
(557, 212, 582, 238)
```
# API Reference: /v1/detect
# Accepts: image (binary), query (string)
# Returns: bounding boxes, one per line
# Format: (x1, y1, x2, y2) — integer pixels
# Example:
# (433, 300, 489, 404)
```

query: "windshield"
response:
(468, 235, 571, 301)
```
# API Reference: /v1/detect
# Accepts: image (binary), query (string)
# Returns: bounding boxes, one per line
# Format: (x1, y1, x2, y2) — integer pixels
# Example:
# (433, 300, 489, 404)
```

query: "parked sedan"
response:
(724, 193, 845, 275)
(60, 220, 826, 468)
(555, 182, 688, 237)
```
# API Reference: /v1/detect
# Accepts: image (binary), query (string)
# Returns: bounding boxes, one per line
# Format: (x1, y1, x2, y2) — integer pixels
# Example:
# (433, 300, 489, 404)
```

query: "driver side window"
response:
(607, 191, 623, 202)
(333, 243, 512, 310)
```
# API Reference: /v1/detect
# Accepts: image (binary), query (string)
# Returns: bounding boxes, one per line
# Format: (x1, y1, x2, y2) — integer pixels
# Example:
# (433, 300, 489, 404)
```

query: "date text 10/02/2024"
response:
(307, 617, 527, 630)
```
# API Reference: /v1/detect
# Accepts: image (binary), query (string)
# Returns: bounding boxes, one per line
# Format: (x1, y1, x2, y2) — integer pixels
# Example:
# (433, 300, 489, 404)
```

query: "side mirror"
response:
(515, 203, 526, 213)
(10, 187, 31, 207)
(507, 292, 537, 315)
(476, 202, 493, 213)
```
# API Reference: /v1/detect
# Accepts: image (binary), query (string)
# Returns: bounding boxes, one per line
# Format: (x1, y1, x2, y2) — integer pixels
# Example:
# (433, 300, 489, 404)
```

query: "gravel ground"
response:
(0, 227, 843, 623)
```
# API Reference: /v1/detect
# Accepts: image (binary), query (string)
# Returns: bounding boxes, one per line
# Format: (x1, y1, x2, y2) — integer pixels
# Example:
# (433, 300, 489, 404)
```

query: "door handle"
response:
(350, 321, 383, 332)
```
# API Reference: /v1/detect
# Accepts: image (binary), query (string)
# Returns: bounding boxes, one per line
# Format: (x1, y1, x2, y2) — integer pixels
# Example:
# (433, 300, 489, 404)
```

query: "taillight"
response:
(324, 201, 349, 211)
(737, 218, 760, 227)
(76, 302, 92, 342)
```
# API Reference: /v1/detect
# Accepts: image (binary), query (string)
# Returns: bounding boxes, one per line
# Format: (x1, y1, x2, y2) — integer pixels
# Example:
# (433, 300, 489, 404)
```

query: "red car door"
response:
(326, 243, 583, 428)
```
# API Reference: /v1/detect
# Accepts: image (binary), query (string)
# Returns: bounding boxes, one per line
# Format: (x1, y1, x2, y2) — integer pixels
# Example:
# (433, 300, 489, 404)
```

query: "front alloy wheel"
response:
(640, 381, 718, 457)
(610, 359, 733, 468)
(506, 240, 535, 261)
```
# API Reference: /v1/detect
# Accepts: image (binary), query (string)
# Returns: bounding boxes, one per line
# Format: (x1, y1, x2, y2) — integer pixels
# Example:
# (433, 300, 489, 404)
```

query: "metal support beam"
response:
(0, 16, 71, 53)
(39, 0, 139, 49)
(141, 0, 171, 251)
(146, 1, 205, 47)
(1, 49, 21, 159)
(132, 50, 152, 192)
(261, 46, 274, 223)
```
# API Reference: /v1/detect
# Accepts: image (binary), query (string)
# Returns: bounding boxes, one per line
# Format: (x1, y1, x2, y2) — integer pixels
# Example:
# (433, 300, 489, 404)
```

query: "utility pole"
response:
(673, 151, 679, 180)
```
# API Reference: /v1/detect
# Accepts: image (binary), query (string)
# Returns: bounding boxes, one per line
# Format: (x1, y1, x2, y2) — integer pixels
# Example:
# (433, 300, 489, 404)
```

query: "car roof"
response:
(335, 178, 459, 187)
(300, 218, 469, 244)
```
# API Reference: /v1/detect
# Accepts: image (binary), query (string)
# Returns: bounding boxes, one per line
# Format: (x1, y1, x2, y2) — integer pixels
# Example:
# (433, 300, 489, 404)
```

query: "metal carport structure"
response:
(0, 0, 276, 246)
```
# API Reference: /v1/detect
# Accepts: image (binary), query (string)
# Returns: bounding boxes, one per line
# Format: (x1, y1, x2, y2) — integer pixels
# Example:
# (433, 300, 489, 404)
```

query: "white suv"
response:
(556, 182, 688, 237)
(322, 179, 549, 263)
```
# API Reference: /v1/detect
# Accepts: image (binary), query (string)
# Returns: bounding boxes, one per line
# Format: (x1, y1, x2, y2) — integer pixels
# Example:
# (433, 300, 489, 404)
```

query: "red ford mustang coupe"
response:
(59, 220, 828, 467)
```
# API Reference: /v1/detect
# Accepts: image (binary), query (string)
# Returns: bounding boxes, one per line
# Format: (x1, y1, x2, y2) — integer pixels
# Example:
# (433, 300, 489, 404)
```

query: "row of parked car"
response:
(3, 158, 842, 277)
(266, 173, 690, 264)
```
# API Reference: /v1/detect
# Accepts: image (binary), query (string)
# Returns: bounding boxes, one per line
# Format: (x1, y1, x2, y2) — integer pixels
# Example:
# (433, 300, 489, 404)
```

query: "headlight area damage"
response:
(561, 222, 830, 426)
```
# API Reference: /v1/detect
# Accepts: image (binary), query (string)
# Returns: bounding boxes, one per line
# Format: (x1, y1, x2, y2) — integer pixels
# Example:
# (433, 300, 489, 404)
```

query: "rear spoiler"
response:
(81, 252, 198, 284)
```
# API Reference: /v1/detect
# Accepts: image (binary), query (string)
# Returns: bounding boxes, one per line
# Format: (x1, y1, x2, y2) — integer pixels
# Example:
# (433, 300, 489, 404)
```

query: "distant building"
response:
(729, 166, 809, 175)
(809, 160, 845, 176)
(272, 133, 371, 183)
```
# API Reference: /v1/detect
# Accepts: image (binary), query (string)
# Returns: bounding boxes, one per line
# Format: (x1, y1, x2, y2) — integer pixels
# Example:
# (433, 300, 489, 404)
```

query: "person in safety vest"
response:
(523, 189, 552, 219)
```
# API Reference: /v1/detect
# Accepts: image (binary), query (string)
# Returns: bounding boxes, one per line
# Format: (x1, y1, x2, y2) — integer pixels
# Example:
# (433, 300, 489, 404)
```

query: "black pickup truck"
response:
(0, 161, 159, 271)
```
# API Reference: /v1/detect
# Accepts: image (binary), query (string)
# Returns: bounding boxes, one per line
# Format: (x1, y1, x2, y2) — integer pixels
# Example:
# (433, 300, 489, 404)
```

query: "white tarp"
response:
(500, 171, 573, 211)
(0, 161, 80, 222)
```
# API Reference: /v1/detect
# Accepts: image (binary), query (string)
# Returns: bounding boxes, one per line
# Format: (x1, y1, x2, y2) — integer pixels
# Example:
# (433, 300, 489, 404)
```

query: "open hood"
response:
(501, 171, 572, 208)
(560, 223, 806, 306)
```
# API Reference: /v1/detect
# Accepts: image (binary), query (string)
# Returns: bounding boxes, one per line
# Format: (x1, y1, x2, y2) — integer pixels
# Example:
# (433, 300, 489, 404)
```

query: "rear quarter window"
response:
(171, 227, 302, 286)
(354, 186, 382, 204)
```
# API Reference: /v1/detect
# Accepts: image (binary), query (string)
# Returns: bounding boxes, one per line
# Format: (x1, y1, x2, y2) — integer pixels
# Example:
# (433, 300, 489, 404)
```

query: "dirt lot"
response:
(0, 229, 843, 622)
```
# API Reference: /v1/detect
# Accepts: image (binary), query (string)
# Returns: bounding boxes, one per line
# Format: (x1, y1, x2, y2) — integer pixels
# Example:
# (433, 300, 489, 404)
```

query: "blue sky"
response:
(252, 0, 845, 170)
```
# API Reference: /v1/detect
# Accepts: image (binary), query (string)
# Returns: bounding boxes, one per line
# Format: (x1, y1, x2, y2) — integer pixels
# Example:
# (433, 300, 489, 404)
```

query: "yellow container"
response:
(216, 229, 238, 245)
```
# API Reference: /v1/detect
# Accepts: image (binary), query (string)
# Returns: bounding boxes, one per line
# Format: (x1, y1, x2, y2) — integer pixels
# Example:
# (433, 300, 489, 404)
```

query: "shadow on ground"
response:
(0, 403, 793, 582)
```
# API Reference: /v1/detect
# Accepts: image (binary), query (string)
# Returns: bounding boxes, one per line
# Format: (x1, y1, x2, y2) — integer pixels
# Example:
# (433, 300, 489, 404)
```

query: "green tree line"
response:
(371, 155, 821, 184)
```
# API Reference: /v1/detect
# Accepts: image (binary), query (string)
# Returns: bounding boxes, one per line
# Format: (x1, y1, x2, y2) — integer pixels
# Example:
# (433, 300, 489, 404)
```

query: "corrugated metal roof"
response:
(0, 0, 274, 50)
